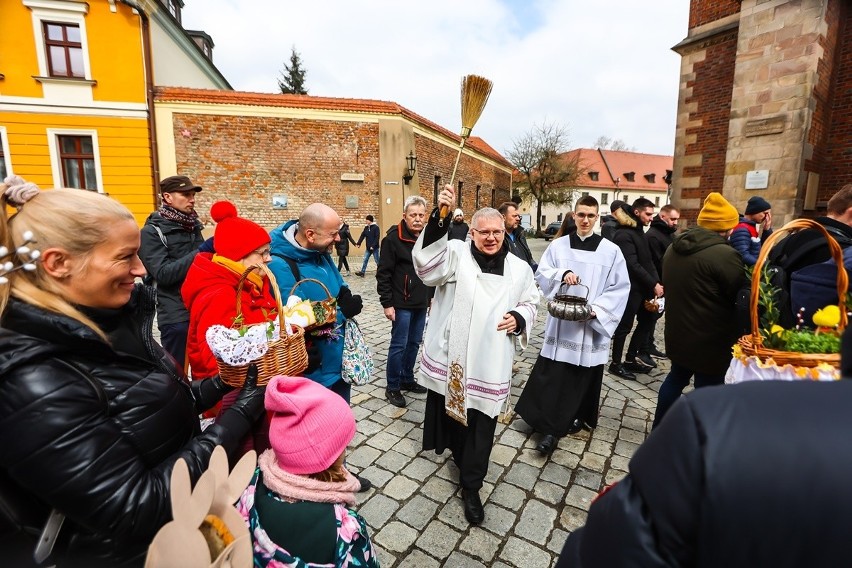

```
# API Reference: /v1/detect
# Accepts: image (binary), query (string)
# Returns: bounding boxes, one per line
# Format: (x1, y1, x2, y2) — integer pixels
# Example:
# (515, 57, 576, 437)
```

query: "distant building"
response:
(153, 87, 513, 232)
(0, 0, 228, 224)
(515, 148, 673, 231)
(672, 0, 852, 223)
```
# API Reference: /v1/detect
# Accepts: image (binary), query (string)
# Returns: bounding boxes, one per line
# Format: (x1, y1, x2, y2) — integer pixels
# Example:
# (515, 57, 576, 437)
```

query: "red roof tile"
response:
(154, 87, 511, 167)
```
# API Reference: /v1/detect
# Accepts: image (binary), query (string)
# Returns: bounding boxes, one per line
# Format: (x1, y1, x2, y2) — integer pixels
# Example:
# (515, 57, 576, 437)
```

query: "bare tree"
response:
(507, 122, 584, 234)
(593, 135, 635, 152)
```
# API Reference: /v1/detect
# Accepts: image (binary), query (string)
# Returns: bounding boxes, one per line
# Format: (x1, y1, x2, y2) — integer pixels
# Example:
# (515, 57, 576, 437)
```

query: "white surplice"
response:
(536, 235, 631, 368)
(413, 232, 540, 419)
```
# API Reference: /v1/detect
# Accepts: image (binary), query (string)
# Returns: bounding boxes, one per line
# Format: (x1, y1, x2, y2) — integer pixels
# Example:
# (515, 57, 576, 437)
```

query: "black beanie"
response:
(745, 196, 771, 215)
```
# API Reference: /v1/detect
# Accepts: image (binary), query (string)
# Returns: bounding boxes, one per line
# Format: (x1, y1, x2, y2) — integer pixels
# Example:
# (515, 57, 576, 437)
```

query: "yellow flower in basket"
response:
(813, 305, 841, 329)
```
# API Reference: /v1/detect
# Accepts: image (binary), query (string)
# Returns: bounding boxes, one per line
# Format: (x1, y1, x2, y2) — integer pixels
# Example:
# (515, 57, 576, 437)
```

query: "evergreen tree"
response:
(278, 46, 308, 95)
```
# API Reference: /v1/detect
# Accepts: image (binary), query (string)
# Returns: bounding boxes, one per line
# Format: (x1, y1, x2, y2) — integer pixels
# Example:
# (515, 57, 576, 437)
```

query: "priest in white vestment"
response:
(516, 195, 630, 456)
(413, 185, 539, 526)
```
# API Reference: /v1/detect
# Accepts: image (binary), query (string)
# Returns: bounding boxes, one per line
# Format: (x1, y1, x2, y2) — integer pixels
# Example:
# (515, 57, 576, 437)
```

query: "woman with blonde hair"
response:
(0, 176, 265, 566)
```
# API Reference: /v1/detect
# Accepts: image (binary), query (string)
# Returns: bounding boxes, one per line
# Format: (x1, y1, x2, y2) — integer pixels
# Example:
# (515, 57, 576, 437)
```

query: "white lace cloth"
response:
(725, 356, 839, 384)
(206, 320, 281, 366)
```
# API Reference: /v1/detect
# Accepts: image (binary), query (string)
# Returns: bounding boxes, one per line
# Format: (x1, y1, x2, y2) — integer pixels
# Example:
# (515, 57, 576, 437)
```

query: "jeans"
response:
(360, 248, 380, 273)
(159, 321, 189, 372)
(653, 361, 725, 429)
(386, 308, 427, 391)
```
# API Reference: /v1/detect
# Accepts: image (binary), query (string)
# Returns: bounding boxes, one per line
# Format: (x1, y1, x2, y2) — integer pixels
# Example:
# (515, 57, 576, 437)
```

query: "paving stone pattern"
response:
(344, 238, 670, 567)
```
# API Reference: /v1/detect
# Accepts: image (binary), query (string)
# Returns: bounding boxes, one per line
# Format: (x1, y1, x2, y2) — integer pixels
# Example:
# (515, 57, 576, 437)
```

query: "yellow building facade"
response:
(1, 0, 154, 222)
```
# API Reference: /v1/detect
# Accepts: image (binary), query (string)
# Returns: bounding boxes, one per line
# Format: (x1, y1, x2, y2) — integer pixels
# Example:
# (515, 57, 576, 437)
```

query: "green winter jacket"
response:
(662, 227, 746, 376)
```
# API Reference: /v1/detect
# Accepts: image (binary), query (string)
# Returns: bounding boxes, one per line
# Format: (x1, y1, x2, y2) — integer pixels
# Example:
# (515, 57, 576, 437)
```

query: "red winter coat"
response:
(182, 253, 278, 380)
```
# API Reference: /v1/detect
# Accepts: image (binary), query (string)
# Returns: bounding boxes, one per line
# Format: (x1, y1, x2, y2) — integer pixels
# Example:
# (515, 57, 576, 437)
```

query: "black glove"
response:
(189, 374, 233, 413)
(305, 340, 321, 373)
(337, 286, 363, 318)
(220, 364, 266, 426)
(198, 236, 215, 253)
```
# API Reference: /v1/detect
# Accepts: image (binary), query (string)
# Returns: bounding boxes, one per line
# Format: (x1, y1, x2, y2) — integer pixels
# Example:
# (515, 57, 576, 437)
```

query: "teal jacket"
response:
(269, 220, 347, 387)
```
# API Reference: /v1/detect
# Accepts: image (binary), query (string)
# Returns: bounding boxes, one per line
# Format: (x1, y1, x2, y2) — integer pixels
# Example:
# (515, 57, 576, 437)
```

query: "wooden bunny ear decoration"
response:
(145, 447, 258, 568)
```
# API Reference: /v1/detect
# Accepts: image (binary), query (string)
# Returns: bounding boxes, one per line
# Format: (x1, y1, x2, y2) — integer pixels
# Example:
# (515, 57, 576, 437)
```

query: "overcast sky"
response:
(182, 0, 690, 158)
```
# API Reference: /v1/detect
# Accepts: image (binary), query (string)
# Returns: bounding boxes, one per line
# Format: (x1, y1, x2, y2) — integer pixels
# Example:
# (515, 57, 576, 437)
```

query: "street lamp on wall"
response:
(403, 151, 417, 185)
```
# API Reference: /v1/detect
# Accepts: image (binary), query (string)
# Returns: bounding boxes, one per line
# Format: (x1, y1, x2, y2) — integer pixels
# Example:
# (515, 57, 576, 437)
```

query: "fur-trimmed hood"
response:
(614, 205, 639, 229)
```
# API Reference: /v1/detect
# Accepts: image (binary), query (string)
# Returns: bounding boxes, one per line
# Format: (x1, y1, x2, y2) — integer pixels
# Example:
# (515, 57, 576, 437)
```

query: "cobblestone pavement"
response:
(343, 238, 668, 567)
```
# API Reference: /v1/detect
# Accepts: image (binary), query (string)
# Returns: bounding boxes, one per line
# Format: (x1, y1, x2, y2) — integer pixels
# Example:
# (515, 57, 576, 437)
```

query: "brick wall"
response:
(168, 112, 511, 230)
(821, 1, 852, 201)
(689, 0, 741, 29)
(679, 30, 739, 222)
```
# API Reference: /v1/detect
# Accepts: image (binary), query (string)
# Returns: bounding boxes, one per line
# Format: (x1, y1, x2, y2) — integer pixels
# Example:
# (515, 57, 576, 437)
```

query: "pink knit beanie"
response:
(265, 375, 356, 475)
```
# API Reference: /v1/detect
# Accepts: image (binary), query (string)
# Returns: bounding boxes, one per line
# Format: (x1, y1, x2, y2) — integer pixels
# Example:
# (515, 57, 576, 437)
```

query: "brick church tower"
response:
(672, 0, 852, 223)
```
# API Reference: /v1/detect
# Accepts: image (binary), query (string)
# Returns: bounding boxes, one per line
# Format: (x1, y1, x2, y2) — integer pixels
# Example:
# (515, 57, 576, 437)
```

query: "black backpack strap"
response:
(271, 252, 301, 281)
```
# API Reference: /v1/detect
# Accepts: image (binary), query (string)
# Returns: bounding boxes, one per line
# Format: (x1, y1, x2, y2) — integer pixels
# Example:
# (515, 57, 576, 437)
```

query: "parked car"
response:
(543, 221, 562, 240)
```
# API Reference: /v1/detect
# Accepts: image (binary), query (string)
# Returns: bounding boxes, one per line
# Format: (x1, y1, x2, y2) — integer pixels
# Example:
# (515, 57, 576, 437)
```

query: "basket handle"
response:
(558, 281, 590, 301)
(233, 263, 286, 329)
(288, 278, 334, 302)
(750, 218, 848, 344)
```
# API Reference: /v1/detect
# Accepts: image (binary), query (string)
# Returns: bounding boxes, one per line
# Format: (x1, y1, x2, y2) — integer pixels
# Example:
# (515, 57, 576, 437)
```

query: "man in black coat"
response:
(376, 196, 433, 408)
(139, 175, 205, 370)
(354, 214, 381, 276)
(641, 204, 680, 359)
(498, 201, 536, 272)
(609, 199, 663, 380)
(600, 200, 625, 241)
(448, 208, 470, 241)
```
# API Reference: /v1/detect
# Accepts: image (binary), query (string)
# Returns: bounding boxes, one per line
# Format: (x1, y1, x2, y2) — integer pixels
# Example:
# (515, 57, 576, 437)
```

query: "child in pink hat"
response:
(238, 375, 379, 567)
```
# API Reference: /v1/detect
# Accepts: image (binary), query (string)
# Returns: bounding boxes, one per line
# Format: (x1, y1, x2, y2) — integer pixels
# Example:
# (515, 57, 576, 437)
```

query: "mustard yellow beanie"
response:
(697, 192, 739, 232)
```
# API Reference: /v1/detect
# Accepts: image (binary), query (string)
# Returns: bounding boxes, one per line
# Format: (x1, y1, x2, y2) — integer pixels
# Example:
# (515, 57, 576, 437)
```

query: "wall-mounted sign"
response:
(345, 196, 359, 209)
(272, 195, 288, 209)
(341, 173, 364, 182)
(745, 169, 769, 190)
(384, 181, 399, 185)
(744, 116, 785, 137)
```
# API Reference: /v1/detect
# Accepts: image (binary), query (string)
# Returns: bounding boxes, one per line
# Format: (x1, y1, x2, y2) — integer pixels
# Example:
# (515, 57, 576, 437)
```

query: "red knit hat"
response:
(210, 201, 270, 261)
(265, 375, 356, 475)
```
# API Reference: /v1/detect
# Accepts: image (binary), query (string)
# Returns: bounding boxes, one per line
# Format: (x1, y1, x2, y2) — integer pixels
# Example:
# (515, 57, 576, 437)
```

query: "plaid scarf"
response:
(158, 205, 200, 232)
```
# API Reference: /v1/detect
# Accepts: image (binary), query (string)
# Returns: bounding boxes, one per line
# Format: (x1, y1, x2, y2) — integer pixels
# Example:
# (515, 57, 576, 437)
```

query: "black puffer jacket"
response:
(376, 221, 433, 310)
(612, 206, 660, 297)
(0, 287, 243, 566)
(645, 215, 676, 278)
(559, 380, 852, 568)
(334, 222, 357, 256)
(139, 213, 203, 326)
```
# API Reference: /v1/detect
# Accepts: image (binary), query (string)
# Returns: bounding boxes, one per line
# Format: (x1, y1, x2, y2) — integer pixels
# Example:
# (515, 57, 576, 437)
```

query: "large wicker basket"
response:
(217, 263, 309, 387)
(288, 278, 337, 330)
(736, 218, 848, 368)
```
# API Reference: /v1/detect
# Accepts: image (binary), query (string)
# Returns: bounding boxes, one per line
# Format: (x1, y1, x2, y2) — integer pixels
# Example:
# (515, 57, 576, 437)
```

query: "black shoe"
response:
(635, 353, 657, 368)
(400, 382, 427, 394)
(385, 389, 406, 408)
(566, 419, 591, 435)
(535, 434, 558, 455)
(462, 490, 484, 525)
(354, 271, 365, 277)
(609, 363, 637, 381)
(353, 473, 372, 493)
(648, 346, 668, 359)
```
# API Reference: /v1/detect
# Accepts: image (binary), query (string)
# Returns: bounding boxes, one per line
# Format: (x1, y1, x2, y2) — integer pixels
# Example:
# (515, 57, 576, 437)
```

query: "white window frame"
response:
(0, 127, 12, 180)
(47, 128, 103, 193)
(25, 0, 92, 81)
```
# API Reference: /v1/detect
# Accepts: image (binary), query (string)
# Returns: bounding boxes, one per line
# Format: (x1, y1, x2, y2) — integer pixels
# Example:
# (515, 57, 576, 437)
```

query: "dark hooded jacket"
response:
(0, 287, 243, 566)
(559, 379, 852, 568)
(662, 226, 746, 375)
(139, 212, 204, 326)
(334, 222, 357, 257)
(645, 215, 677, 278)
(612, 205, 660, 298)
(376, 221, 434, 310)
(600, 214, 619, 241)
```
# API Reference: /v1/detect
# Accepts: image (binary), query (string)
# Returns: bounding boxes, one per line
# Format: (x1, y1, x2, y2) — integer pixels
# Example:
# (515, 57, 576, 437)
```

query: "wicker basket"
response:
(288, 278, 337, 330)
(217, 263, 309, 387)
(736, 218, 848, 368)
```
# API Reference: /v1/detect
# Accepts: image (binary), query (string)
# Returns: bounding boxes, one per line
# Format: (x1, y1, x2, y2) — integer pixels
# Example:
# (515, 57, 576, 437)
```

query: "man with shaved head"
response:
(268, 203, 371, 490)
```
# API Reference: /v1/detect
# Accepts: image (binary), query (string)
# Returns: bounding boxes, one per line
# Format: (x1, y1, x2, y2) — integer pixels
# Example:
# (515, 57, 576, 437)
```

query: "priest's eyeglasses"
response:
(472, 229, 505, 238)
